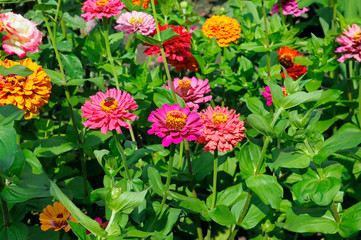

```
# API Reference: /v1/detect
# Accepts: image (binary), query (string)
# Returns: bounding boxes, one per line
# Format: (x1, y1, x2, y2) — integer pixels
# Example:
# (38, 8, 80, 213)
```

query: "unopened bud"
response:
(220, 7, 225, 14)
(180, 1, 188, 9)
(111, 187, 121, 199)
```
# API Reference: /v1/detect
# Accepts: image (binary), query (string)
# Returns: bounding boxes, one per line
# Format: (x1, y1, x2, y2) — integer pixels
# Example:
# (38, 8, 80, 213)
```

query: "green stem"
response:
(0, 197, 10, 227)
(331, 201, 341, 223)
(210, 149, 218, 209)
(103, 18, 120, 90)
(178, 140, 184, 169)
(277, 0, 286, 26)
(104, 210, 117, 232)
(262, 0, 271, 79)
(359, 80, 361, 128)
(228, 190, 252, 240)
(113, 131, 131, 180)
(147, 144, 175, 232)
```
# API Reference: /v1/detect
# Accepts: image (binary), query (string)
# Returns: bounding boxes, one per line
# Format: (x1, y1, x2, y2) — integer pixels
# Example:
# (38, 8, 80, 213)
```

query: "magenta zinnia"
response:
(81, 0, 126, 21)
(81, 89, 138, 134)
(335, 24, 361, 62)
(115, 11, 156, 36)
(261, 86, 288, 106)
(270, 0, 309, 17)
(147, 104, 203, 147)
(197, 106, 245, 153)
(163, 77, 212, 111)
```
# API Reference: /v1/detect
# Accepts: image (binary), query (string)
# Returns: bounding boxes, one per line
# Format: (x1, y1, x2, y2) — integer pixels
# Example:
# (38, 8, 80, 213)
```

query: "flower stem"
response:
(104, 210, 117, 232)
(103, 18, 120, 90)
(277, 0, 286, 26)
(113, 130, 131, 180)
(0, 197, 10, 227)
(359, 80, 361, 128)
(206, 149, 218, 240)
(150, 0, 178, 104)
(147, 144, 175, 232)
(262, 0, 271, 80)
(228, 190, 252, 240)
(331, 201, 341, 223)
(178, 140, 184, 169)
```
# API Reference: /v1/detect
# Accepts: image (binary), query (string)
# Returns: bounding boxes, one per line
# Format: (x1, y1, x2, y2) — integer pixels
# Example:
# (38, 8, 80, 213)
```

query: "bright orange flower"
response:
(277, 47, 307, 80)
(0, 58, 52, 119)
(39, 202, 78, 232)
(132, 0, 154, 8)
(202, 15, 241, 47)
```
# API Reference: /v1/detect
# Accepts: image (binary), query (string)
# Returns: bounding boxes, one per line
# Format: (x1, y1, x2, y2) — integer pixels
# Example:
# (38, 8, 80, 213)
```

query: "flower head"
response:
(335, 24, 361, 62)
(0, 12, 43, 58)
(197, 106, 245, 152)
(270, 0, 309, 17)
(131, 0, 154, 8)
(168, 54, 199, 72)
(261, 86, 287, 106)
(163, 77, 212, 111)
(144, 24, 192, 63)
(81, 0, 126, 21)
(148, 104, 203, 147)
(115, 11, 156, 36)
(86, 217, 108, 234)
(81, 89, 138, 134)
(39, 202, 78, 232)
(202, 15, 241, 47)
(277, 47, 307, 79)
(0, 58, 52, 119)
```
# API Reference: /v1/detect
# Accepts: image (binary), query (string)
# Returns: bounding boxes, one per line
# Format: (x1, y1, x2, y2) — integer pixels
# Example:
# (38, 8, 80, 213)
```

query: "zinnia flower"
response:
(115, 11, 156, 36)
(81, 0, 126, 21)
(163, 77, 212, 111)
(81, 89, 138, 134)
(197, 106, 245, 152)
(86, 217, 108, 234)
(147, 104, 203, 147)
(80, 19, 97, 36)
(0, 12, 43, 58)
(39, 202, 78, 232)
(335, 24, 361, 62)
(202, 15, 241, 47)
(0, 58, 52, 119)
(270, 0, 309, 17)
(168, 54, 199, 72)
(131, 0, 154, 8)
(144, 24, 192, 63)
(277, 46, 307, 80)
(261, 86, 288, 106)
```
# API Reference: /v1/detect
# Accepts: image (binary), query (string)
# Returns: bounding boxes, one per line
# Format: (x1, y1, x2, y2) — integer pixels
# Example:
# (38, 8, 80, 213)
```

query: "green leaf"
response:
(268, 84, 284, 108)
(0, 126, 17, 172)
(108, 190, 148, 214)
(33, 0, 57, 11)
(246, 114, 275, 137)
(84, 130, 112, 147)
(0, 105, 25, 126)
(160, 28, 180, 42)
(94, 149, 109, 167)
(272, 149, 311, 169)
(62, 12, 86, 29)
(68, 221, 87, 240)
(23, 149, 43, 174)
(246, 174, 283, 209)
(280, 91, 322, 109)
(67, 77, 105, 92)
(284, 207, 337, 234)
(293, 56, 313, 66)
(60, 53, 84, 79)
(121, 0, 135, 11)
(153, 87, 186, 109)
(209, 205, 237, 226)
(0, 65, 33, 77)
(236, 142, 262, 175)
(0, 222, 28, 240)
(245, 97, 269, 115)
(6, 146, 25, 177)
(148, 167, 165, 196)
(216, 183, 243, 207)
(43, 68, 64, 85)
(33, 136, 76, 158)
(339, 202, 361, 238)
(50, 181, 106, 237)
(135, 32, 162, 46)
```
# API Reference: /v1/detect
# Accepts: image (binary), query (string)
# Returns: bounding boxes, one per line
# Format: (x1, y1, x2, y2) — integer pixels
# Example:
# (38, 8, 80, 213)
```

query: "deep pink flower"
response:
(197, 106, 245, 153)
(270, 0, 309, 17)
(335, 24, 361, 62)
(147, 104, 203, 147)
(81, 89, 138, 134)
(0, 12, 43, 58)
(86, 218, 108, 234)
(115, 11, 156, 36)
(261, 86, 288, 106)
(81, 0, 126, 21)
(163, 77, 212, 111)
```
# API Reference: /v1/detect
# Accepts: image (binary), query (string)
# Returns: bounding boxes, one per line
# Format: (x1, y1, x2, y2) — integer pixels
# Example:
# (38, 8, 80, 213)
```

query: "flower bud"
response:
(180, 1, 188, 9)
(111, 187, 122, 199)
(220, 7, 225, 14)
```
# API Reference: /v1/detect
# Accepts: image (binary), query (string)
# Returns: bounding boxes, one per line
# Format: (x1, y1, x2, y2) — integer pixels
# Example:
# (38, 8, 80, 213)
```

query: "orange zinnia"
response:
(0, 58, 52, 119)
(202, 15, 241, 47)
(132, 0, 154, 8)
(39, 202, 78, 232)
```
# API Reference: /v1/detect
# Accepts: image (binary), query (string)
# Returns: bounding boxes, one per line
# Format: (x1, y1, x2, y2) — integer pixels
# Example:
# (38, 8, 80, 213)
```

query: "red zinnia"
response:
(277, 47, 307, 80)
(143, 24, 192, 63)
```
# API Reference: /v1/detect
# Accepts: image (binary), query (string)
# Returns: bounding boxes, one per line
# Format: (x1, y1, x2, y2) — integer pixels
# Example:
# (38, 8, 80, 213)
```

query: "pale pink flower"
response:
(270, 0, 309, 17)
(335, 24, 361, 62)
(197, 106, 245, 153)
(115, 11, 156, 36)
(261, 86, 287, 106)
(0, 12, 43, 58)
(147, 104, 203, 147)
(163, 77, 212, 111)
(81, 89, 138, 134)
(81, 0, 126, 21)
(80, 19, 97, 36)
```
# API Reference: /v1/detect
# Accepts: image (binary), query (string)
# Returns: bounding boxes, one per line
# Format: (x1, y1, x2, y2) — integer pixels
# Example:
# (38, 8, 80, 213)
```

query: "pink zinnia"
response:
(197, 106, 245, 153)
(261, 86, 288, 106)
(163, 77, 212, 111)
(115, 11, 156, 36)
(270, 0, 309, 17)
(81, 89, 138, 134)
(147, 104, 203, 147)
(81, 0, 126, 21)
(335, 24, 361, 62)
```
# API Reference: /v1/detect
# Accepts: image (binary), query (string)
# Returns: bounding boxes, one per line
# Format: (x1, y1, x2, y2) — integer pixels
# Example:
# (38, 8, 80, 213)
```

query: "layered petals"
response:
(81, 0, 126, 21)
(277, 46, 307, 80)
(270, 0, 309, 17)
(335, 24, 361, 62)
(39, 202, 78, 232)
(115, 11, 156, 36)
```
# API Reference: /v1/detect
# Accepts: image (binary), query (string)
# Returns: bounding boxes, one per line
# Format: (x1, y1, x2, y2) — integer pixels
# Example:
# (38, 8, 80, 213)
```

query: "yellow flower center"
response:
(130, 17, 143, 25)
(166, 110, 187, 129)
(52, 213, 68, 228)
(282, 88, 288, 97)
(96, 0, 108, 5)
(3, 74, 27, 84)
(353, 32, 361, 40)
(100, 97, 118, 113)
(178, 78, 191, 89)
(212, 112, 228, 125)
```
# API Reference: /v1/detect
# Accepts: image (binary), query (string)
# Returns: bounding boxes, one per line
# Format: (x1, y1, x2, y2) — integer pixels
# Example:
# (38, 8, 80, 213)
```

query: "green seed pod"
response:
(111, 187, 122, 199)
